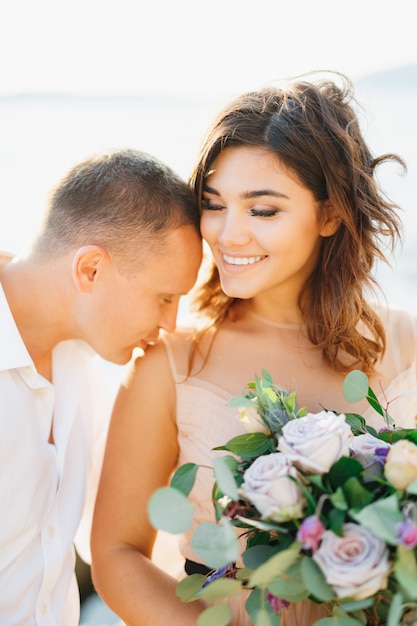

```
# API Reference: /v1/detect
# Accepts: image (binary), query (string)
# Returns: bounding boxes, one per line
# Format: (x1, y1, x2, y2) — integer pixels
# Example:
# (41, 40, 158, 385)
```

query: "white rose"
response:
(239, 453, 305, 522)
(237, 402, 269, 434)
(313, 523, 390, 600)
(349, 433, 391, 479)
(278, 411, 354, 474)
(384, 439, 417, 490)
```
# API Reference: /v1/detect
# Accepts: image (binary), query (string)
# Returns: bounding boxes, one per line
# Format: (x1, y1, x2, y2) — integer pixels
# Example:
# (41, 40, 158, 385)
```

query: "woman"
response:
(91, 73, 417, 625)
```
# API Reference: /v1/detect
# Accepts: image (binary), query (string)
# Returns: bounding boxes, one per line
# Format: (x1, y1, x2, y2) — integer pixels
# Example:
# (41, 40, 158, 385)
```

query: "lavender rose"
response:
(278, 411, 354, 474)
(313, 523, 390, 600)
(349, 433, 391, 479)
(239, 452, 305, 522)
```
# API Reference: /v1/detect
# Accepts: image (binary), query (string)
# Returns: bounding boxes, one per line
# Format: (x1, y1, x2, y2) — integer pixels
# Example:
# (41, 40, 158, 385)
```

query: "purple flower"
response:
(203, 563, 236, 586)
(266, 592, 290, 615)
(374, 446, 390, 466)
(397, 518, 417, 549)
(297, 515, 325, 553)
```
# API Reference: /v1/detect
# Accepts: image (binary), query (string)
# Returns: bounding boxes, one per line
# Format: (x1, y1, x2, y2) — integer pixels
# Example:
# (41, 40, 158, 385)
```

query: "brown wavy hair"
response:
(189, 73, 405, 374)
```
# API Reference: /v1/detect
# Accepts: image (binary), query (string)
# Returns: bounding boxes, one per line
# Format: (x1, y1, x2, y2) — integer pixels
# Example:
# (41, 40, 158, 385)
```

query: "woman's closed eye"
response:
(201, 199, 225, 211)
(248, 208, 279, 218)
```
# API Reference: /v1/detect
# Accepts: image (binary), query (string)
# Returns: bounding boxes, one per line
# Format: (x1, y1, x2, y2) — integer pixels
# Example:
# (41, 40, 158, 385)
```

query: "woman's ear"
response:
(72, 245, 110, 292)
(320, 200, 341, 238)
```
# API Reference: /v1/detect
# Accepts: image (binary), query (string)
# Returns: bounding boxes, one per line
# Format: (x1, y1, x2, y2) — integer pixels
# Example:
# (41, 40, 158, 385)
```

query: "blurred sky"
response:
(1, 0, 416, 98)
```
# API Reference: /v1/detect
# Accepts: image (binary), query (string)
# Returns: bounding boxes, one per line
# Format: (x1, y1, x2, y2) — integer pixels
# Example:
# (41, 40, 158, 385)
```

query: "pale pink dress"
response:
(163, 307, 417, 626)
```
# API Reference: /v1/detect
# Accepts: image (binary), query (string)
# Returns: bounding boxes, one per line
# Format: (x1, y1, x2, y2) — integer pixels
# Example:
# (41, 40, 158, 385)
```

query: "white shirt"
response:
(0, 284, 118, 625)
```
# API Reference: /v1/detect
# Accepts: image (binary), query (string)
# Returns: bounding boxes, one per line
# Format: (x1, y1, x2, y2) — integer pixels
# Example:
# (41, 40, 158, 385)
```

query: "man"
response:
(0, 148, 202, 625)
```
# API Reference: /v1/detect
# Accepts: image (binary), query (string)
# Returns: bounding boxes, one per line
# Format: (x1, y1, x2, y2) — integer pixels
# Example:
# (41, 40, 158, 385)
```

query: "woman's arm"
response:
(91, 339, 205, 625)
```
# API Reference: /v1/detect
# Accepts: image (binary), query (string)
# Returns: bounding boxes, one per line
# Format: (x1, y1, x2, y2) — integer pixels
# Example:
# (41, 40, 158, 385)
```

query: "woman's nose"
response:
(218, 210, 251, 247)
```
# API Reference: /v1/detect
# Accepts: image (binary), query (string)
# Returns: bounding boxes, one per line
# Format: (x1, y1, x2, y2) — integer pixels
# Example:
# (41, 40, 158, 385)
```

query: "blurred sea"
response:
(0, 65, 416, 316)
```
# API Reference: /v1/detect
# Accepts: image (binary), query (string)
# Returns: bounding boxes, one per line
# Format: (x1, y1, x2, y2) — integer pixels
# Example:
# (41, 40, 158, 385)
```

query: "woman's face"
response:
(200, 145, 335, 303)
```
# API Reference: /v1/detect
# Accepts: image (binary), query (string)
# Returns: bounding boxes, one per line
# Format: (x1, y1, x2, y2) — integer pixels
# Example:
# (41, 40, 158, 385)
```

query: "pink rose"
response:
(313, 523, 390, 600)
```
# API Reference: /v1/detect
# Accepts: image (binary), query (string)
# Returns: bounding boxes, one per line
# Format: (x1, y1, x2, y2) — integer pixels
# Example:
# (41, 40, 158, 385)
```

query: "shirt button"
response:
(41, 603, 48, 615)
(47, 527, 55, 538)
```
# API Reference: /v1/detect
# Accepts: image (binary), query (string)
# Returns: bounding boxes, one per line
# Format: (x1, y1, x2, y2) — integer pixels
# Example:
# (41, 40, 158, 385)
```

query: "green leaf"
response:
(148, 486, 194, 533)
(176, 574, 207, 602)
(343, 370, 369, 403)
(344, 413, 375, 436)
(170, 463, 199, 496)
(245, 589, 278, 625)
(395, 544, 417, 600)
(406, 476, 417, 495)
(386, 591, 405, 626)
(351, 493, 402, 544)
(249, 541, 301, 587)
(229, 395, 257, 408)
(213, 456, 239, 501)
(267, 558, 309, 602)
(253, 609, 278, 626)
(235, 515, 291, 534)
(192, 519, 239, 569)
(343, 476, 374, 509)
(243, 545, 278, 569)
(338, 598, 374, 612)
(328, 457, 363, 490)
(313, 617, 363, 625)
(197, 604, 232, 626)
(200, 578, 242, 600)
(301, 557, 335, 602)
(214, 432, 275, 459)
(328, 507, 346, 534)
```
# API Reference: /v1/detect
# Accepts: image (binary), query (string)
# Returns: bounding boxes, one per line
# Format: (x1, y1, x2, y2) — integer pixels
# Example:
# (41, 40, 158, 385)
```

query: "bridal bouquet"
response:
(149, 370, 417, 626)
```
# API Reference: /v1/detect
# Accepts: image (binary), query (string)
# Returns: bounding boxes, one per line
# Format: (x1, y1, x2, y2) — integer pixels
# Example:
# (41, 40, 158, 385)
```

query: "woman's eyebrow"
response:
(203, 184, 289, 200)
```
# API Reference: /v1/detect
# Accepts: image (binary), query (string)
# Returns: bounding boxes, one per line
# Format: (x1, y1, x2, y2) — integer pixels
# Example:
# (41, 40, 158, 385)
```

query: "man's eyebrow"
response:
(203, 185, 289, 200)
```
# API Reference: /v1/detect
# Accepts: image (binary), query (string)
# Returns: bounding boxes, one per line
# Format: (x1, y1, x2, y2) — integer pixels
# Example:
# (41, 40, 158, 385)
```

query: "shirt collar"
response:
(0, 283, 33, 372)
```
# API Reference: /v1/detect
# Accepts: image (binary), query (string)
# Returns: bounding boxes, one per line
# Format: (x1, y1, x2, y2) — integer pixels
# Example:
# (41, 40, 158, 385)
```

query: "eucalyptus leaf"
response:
(301, 557, 335, 602)
(313, 617, 364, 625)
(200, 578, 242, 600)
(246, 589, 278, 625)
(339, 598, 374, 612)
(176, 574, 207, 602)
(253, 608, 278, 626)
(351, 493, 402, 544)
(235, 515, 290, 533)
(213, 456, 239, 501)
(395, 544, 417, 600)
(249, 542, 300, 587)
(192, 519, 239, 569)
(170, 463, 199, 496)
(267, 559, 309, 602)
(387, 592, 405, 626)
(147, 486, 194, 533)
(229, 395, 257, 408)
(343, 370, 369, 403)
(243, 545, 278, 569)
(406, 476, 417, 495)
(197, 604, 232, 626)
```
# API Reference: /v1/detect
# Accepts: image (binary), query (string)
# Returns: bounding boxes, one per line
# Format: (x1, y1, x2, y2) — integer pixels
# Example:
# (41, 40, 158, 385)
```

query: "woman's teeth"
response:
(223, 255, 263, 266)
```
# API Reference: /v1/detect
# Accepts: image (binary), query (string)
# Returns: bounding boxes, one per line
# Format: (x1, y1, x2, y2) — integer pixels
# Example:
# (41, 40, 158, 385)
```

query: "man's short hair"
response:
(34, 148, 200, 265)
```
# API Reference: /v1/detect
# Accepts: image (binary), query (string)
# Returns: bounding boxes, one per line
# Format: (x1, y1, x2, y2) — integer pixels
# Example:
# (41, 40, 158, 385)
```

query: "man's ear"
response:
(320, 200, 341, 238)
(72, 245, 110, 292)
